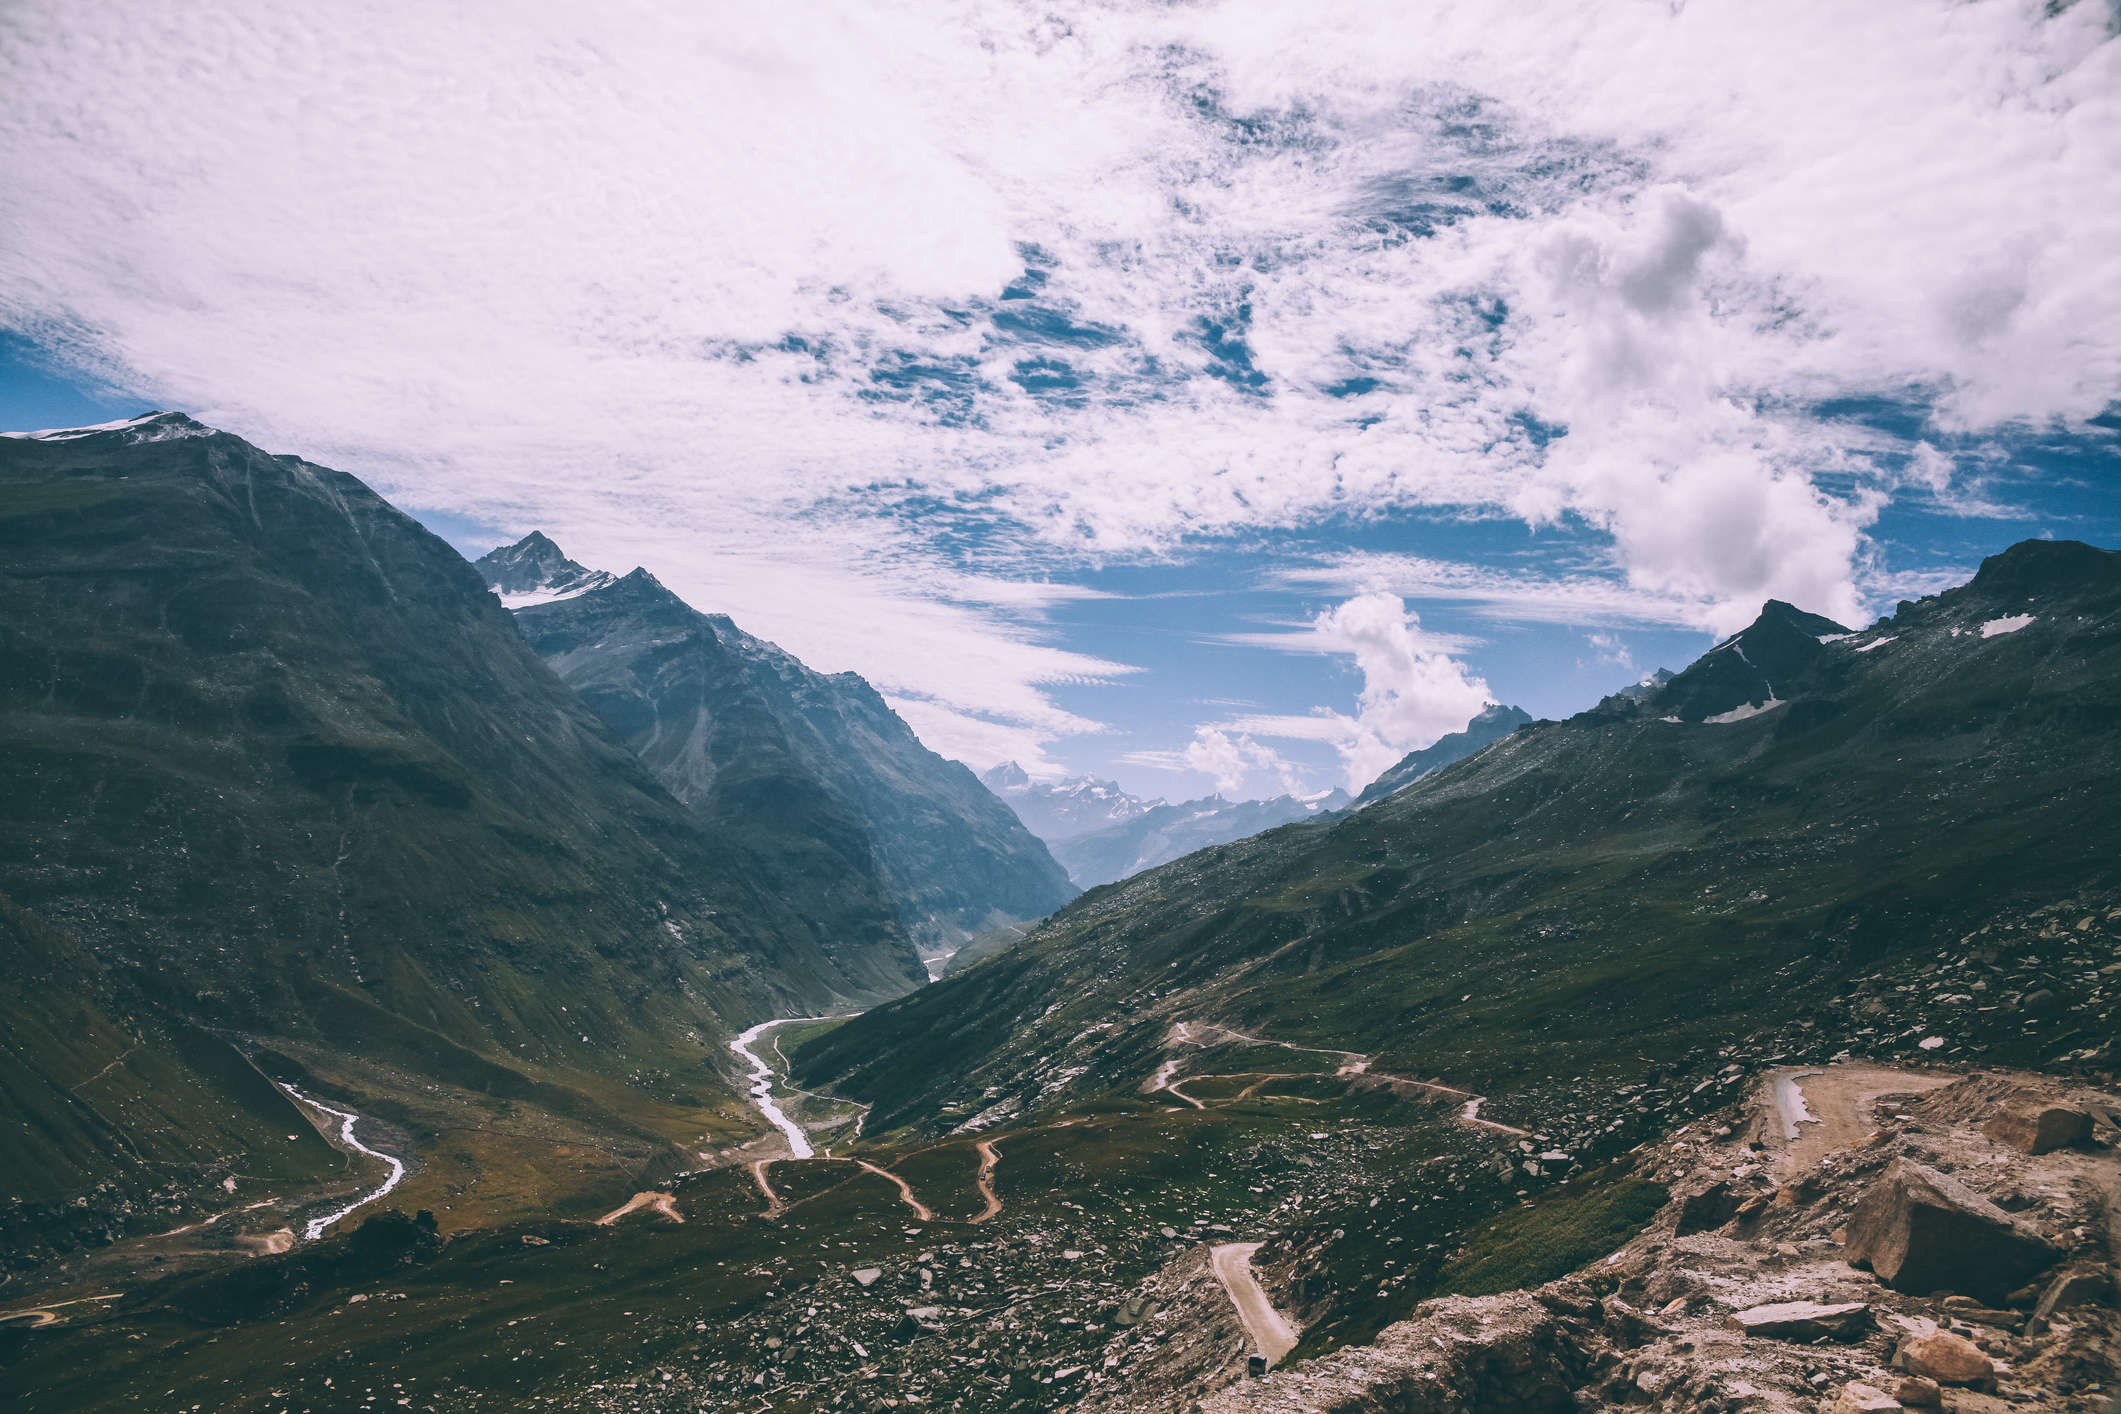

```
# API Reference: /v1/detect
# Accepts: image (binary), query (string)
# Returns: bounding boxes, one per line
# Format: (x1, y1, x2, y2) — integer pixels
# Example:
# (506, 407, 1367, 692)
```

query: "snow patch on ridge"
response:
(2, 412, 213, 444)
(1981, 614, 2034, 638)
(1704, 697, 1784, 725)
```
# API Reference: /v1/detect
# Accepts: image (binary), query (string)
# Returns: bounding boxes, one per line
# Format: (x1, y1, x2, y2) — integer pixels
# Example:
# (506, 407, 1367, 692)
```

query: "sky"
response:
(3, 0, 2118, 801)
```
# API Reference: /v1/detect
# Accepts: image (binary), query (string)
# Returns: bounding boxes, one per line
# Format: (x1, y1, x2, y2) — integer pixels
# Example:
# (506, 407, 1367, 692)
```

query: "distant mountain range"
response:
(979, 764, 1348, 890)
(978, 763, 1161, 844)
(982, 699, 1538, 889)
(796, 539, 2121, 1138)
(481, 538, 1076, 975)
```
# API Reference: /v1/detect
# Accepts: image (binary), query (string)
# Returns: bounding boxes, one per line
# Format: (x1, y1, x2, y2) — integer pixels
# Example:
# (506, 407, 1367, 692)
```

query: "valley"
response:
(0, 418, 2115, 1414)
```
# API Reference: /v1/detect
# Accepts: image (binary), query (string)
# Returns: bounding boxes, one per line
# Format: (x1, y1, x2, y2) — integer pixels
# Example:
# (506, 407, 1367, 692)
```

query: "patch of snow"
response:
(1852, 636, 1896, 653)
(1817, 633, 1852, 644)
(1980, 614, 2034, 638)
(1658, 715, 1682, 723)
(1917, 1036, 1945, 1050)
(1704, 697, 1784, 725)
(497, 578, 610, 609)
(1, 412, 213, 443)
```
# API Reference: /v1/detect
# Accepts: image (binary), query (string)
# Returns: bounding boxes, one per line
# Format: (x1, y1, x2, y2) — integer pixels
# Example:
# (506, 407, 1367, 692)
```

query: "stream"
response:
(278, 1084, 408, 1241)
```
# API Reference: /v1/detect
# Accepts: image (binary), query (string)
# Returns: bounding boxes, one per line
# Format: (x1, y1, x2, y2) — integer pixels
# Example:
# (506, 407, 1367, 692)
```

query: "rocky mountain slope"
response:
(0, 415, 896, 1256)
(793, 540, 2121, 1139)
(1352, 702, 1533, 807)
(489, 545, 1076, 972)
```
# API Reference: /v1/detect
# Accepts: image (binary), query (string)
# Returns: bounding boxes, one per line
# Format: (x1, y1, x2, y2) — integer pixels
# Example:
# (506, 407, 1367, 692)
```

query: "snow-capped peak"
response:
(1, 411, 215, 444)
(473, 531, 617, 608)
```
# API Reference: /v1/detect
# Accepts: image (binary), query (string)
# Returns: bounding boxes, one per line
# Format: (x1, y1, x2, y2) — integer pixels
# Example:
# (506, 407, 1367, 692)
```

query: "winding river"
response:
(278, 1084, 408, 1241)
(729, 1016, 850, 1159)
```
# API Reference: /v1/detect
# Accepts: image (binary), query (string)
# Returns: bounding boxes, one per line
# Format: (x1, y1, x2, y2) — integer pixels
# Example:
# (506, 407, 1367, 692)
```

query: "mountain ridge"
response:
(0, 417, 888, 1249)
(491, 537, 1078, 972)
(794, 540, 2121, 1137)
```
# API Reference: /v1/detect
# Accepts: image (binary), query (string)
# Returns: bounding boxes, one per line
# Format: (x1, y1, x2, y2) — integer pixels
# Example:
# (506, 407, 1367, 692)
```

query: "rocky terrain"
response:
(1163, 1065, 2119, 1414)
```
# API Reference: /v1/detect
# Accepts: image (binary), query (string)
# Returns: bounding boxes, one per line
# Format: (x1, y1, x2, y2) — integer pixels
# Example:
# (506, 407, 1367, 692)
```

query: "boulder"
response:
(1843, 1159, 2056, 1303)
(1982, 1103, 2092, 1154)
(1674, 1181, 1742, 1235)
(1727, 1300, 1871, 1341)
(2026, 1269, 2107, 1336)
(1830, 1382, 1903, 1413)
(1892, 1375, 1942, 1407)
(851, 1268, 882, 1287)
(1897, 1330, 1993, 1385)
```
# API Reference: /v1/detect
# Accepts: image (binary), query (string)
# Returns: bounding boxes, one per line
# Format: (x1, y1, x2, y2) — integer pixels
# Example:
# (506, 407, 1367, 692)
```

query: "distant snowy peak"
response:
(1, 410, 216, 445)
(978, 763, 1163, 845)
(473, 531, 617, 608)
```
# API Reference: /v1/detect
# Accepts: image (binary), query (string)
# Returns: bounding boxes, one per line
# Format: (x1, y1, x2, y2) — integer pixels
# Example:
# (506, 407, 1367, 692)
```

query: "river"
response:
(278, 1084, 408, 1241)
(729, 1016, 852, 1159)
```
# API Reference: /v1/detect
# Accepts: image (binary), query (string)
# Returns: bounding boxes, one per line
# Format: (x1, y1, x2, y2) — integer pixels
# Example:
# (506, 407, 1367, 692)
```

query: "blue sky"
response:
(4, 1, 2117, 799)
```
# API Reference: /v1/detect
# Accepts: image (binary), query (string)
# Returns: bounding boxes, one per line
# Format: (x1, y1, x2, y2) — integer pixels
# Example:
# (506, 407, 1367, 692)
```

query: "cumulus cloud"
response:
(1, 0, 2111, 758)
(1181, 727, 1303, 798)
(1223, 592, 1493, 790)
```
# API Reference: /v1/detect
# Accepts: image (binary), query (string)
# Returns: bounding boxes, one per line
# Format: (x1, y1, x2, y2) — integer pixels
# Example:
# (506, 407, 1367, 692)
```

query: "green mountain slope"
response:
(495, 554, 1076, 973)
(794, 540, 2121, 1135)
(0, 414, 898, 1248)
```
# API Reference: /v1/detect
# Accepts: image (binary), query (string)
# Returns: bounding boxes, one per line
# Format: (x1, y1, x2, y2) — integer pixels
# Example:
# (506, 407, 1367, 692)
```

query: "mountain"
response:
(979, 763, 1351, 890)
(487, 543, 1077, 972)
(1647, 598, 1852, 722)
(0, 415, 890, 1254)
(1352, 702, 1533, 806)
(978, 763, 1164, 844)
(1047, 788, 1350, 890)
(471, 529, 615, 606)
(793, 540, 2121, 1137)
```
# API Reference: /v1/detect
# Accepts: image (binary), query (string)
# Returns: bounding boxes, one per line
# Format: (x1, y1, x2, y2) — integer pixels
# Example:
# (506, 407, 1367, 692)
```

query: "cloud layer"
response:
(2, 0, 2112, 765)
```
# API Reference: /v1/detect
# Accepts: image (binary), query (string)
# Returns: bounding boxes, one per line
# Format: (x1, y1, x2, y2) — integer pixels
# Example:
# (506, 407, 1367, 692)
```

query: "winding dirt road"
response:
(749, 1159, 786, 1219)
(597, 1191, 684, 1226)
(970, 1140, 1003, 1224)
(1210, 1243, 1297, 1370)
(854, 1160, 935, 1222)
(1157, 1020, 1530, 1137)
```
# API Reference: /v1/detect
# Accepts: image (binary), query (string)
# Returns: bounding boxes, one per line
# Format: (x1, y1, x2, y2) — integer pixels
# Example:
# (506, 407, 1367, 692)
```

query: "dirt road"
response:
(1210, 1242, 1297, 1370)
(970, 1140, 1003, 1224)
(1159, 1020, 1529, 1136)
(597, 1191, 683, 1225)
(854, 1160, 934, 1222)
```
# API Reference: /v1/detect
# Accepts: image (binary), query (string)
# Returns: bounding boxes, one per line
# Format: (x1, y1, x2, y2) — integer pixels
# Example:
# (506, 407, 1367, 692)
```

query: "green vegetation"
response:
(1433, 1166, 1667, 1298)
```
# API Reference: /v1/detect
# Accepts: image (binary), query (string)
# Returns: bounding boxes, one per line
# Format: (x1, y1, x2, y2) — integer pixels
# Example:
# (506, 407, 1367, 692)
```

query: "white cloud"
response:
(1180, 726, 1303, 798)
(1585, 631, 1633, 671)
(1, 0, 2110, 756)
(1219, 591, 1493, 790)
